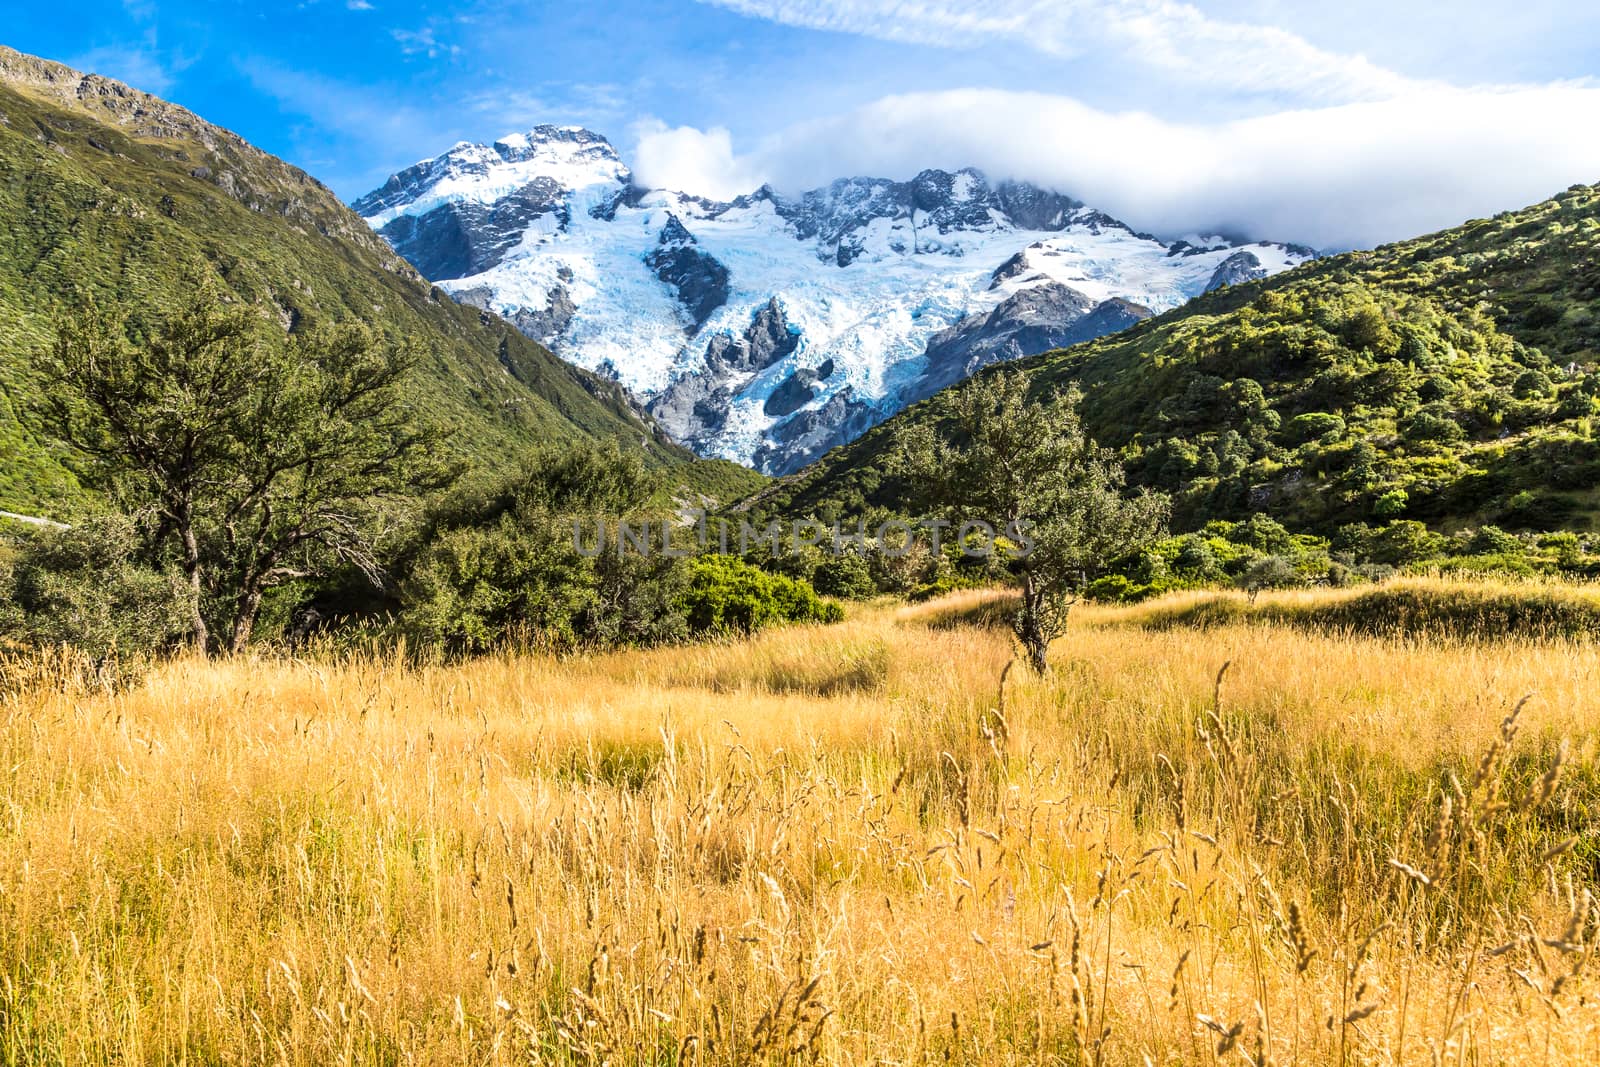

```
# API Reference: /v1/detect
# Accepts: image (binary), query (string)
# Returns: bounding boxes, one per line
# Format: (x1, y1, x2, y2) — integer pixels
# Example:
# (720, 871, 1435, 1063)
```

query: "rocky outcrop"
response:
(773, 168, 1084, 263)
(912, 283, 1152, 404)
(763, 358, 835, 418)
(644, 216, 729, 329)
(755, 388, 879, 474)
(1204, 250, 1267, 292)
(376, 179, 570, 280)
(456, 282, 576, 345)
(648, 299, 802, 447)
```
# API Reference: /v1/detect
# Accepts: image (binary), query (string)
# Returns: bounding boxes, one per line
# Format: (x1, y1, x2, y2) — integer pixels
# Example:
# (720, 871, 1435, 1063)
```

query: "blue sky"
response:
(10, 1, 1600, 246)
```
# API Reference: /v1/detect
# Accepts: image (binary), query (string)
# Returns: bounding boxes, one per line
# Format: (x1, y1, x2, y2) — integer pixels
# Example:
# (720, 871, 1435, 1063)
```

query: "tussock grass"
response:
(1115, 576, 1600, 642)
(3, 580, 1600, 1063)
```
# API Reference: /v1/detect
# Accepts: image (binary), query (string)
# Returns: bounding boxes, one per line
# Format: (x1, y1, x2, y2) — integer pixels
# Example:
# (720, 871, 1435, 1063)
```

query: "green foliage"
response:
(1373, 489, 1409, 519)
(679, 555, 844, 633)
(0, 515, 189, 656)
(0, 50, 679, 519)
(1140, 583, 1600, 643)
(894, 368, 1167, 671)
(761, 181, 1600, 558)
(653, 459, 770, 514)
(400, 446, 841, 654)
(810, 550, 878, 600)
(1085, 517, 1334, 602)
(40, 288, 454, 653)
(399, 446, 690, 655)
(1238, 555, 1301, 593)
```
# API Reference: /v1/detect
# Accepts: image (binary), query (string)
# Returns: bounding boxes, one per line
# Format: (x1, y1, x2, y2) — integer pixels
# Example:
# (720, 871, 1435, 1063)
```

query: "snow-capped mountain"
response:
(355, 127, 1315, 474)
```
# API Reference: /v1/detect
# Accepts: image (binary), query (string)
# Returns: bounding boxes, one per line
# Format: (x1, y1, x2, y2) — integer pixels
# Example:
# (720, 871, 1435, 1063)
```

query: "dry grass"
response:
(3, 578, 1599, 1064)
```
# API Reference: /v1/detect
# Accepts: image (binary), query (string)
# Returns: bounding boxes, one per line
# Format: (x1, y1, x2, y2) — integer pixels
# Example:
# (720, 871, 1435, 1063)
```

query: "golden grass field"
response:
(3, 579, 1600, 1065)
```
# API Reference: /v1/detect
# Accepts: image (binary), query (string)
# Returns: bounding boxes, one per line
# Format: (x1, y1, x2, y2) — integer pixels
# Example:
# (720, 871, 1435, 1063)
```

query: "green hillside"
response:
(0, 46, 683, 520)
(759, 181, 1600, 536)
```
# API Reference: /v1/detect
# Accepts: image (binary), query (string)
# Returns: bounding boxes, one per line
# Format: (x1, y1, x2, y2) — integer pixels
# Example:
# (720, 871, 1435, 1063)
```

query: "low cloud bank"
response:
(633, 85, 1600, 249)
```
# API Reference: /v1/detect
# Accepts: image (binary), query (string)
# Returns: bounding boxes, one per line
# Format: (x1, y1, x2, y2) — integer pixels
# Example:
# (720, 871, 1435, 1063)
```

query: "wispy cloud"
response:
(696, 0, 1424, 103)
(70, 29, 198, 96)
(632, 84, 1600, 249)
(465, 82, 631, 133)
(239, 57, 459, 182)
(391, 26, 459, 59)
(347, 0, 375, 11)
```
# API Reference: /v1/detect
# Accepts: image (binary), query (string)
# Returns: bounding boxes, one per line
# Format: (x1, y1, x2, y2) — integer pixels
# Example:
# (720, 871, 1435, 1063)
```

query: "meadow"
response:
(2, 579, 1599, 1065)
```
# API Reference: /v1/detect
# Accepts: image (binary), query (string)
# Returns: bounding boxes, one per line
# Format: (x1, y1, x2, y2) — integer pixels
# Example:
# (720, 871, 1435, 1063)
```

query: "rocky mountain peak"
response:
(355, 125, 1316, 474)
(352, 125, 628, 224)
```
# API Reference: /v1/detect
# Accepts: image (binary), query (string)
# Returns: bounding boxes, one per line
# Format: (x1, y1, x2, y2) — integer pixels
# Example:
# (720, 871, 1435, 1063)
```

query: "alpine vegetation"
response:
(4, 16, 1600, 1066)
(894, 368, 1168, 671)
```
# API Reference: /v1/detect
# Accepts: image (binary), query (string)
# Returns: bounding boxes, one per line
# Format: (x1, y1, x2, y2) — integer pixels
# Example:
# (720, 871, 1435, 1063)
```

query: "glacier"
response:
(354, 126, 1314, 474)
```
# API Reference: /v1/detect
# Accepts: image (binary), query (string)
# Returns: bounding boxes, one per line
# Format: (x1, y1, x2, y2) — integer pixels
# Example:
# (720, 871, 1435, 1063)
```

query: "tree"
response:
(40, 285, 452, 654)
(895, 369, 1168, 673)
(400, 445, 690, 655)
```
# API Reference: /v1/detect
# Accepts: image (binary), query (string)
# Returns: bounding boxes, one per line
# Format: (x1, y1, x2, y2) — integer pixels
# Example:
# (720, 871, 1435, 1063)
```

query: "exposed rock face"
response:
(357, 127, 1316, 474)
(764, 362, 832, 417)
(753, 388, 879, 474)
(770, 168, 1083, 263)
(373, 179, 569, 281)
(351, 128, 628, 283)
(644, 216, 730, 329)
(456, 283, 575, 345)
(1205, 250, 1268, 292)
(352, 127, 623, 219)
(913, 284, 1153, 404)
(648, 299, 802, 448)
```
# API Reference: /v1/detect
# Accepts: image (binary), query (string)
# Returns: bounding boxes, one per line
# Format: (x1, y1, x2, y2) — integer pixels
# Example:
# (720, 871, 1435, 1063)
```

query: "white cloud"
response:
(632, 85, 1600, 249)
(391, 26, 459, 59)
(347, 0, 376, 11)
(630, 121, 769, 202)
(697, 0, 1424, 104)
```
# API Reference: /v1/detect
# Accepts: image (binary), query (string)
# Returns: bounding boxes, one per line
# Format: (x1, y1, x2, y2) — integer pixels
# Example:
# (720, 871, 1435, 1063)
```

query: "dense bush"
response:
(0, 516, 190, 656)
(810, 550, 877, 600)
(1136, 582, 1600, 643)
(398, 447, 843, 655)
(680, 555, 843, 633)
(398, 446, 692, 655)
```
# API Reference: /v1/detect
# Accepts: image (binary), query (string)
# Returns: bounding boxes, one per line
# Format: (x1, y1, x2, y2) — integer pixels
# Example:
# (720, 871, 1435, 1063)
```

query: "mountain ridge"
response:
(356, 126, 1315, 474)
(749, 180, 1600, 538)
(0, 47, 683, 518)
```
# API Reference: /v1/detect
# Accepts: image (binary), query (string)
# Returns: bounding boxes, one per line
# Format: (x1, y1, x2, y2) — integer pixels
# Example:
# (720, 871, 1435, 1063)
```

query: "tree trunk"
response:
(176, 511, 209, 656)
(1016, 571, 1050, 674)
(229, 585, 265, 655)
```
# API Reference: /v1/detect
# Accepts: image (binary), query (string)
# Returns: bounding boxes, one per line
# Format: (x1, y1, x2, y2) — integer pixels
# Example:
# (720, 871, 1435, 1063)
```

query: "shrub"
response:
(1085, 573, 1140, 603)
(398, 446, 690, 655)
(1337, 521, 1448, 566)
(399, 519, 597, 654)
(1513, 368, 1555, 399)
(680, 556, 843, 633)
(1172, 534, 1219, 577)
(811, 551, 877, 600)
(1399, 407, 1466, 445)
(1466, 525, 1523, 555)
(1238, 555, 1302, 593)
(1285, 411, 1346, 444)
(0, 516, 190, 657)
(1373, 489, 1409, 519)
